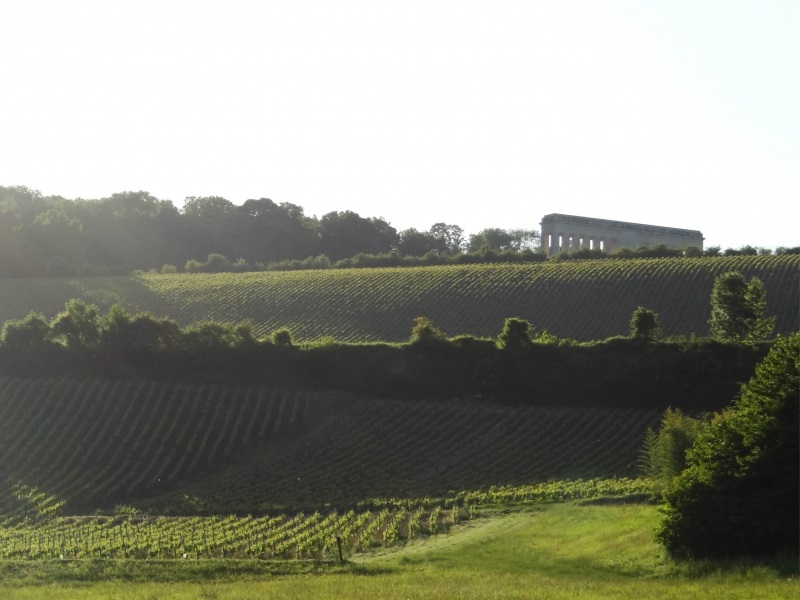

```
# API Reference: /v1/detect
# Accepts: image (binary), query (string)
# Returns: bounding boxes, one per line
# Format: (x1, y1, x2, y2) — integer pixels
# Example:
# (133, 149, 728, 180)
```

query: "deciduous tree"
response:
(319, 211, 398, 262)
(50, 299, 101, 351)
(467, 228, 539, 253)
(398, 228, 447, 257)
(0, 311, 55, 353)
(709, 271, 774, 344)
(429, 223, 465, 254)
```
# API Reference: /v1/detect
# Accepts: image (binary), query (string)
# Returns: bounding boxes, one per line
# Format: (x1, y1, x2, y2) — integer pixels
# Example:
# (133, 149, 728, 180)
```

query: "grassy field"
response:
(0, 502, 795, 599)
(0, 255, 797, 342)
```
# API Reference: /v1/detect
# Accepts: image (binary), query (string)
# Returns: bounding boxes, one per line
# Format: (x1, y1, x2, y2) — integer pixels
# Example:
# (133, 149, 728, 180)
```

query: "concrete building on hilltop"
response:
(540, 213, 703, 257)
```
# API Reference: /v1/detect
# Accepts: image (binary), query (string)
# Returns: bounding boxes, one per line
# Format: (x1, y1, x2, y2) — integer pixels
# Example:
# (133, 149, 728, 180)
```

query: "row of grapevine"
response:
(0, 378, 353, 518)
(0, 255, 796, 342)
(147, 396, 660, 515)
(0, 505, 455, 560)
(76, 253, 800, 341)
(0, 478, 649, 561)
(0, 378, 660, 518)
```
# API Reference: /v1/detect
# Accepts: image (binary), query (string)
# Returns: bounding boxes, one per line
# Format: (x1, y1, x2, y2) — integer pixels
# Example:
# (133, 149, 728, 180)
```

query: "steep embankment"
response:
(0, 255, 797, 342)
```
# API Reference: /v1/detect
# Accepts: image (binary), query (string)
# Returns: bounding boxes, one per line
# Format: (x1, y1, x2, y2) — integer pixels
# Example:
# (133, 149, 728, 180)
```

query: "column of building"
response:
(542, 224, 613, 256)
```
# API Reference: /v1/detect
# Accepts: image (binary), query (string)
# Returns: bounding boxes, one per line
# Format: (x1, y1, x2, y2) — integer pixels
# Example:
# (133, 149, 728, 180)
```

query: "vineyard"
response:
(0, 255, 796, 342)
(0, 255, 795, 572)
(0, 378, 660, 521)
(0, 478, 650, 561)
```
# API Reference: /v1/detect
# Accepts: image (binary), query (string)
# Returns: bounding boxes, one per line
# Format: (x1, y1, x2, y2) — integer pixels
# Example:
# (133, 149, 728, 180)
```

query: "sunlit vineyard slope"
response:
(0, 378, 659, 518)
(0, 255, 796, 342)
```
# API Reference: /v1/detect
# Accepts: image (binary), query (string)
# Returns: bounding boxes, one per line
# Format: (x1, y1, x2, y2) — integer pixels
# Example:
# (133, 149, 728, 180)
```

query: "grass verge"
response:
(0, 502, 795, 599)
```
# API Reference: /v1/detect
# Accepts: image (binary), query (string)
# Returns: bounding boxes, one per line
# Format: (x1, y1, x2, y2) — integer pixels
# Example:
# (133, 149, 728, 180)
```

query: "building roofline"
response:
(540, 213, 703, 239)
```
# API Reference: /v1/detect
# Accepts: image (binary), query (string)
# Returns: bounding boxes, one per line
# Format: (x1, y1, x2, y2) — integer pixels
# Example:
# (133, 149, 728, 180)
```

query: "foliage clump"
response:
(409, 317, 446, 345)
(709, 271, 774, 344)
(629, 306, 661, 341)
(497, 317, 533, 350)
(271, 328, 293, 346)
(639, 408, 704, 499)
(656, 332, 799, 559)
(0, 311, 55, 354)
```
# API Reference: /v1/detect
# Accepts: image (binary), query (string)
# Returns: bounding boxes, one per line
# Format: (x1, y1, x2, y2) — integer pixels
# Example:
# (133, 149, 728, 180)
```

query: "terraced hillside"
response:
(0, 255, 797, 342)
(0, 378, 660, 519)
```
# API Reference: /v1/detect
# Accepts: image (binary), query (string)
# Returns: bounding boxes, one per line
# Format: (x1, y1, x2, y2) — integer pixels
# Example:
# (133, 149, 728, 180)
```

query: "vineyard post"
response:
(336, 535, 344, 563)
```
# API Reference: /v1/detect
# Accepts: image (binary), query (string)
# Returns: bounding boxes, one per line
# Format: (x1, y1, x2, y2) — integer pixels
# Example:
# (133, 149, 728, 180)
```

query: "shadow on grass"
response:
(577, 494, 654, 506)
(346, 562, 397, 576)
(397, 556, 449, 566)
(0, 558, 362, 587)
(670, 554, 800, 580)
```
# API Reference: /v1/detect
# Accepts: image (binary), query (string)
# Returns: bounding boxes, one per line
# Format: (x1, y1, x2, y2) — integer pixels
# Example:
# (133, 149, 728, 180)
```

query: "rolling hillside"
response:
(0, 255, 797, 342)
(0, 255, 794, 529)
(0, 378, 660, 518)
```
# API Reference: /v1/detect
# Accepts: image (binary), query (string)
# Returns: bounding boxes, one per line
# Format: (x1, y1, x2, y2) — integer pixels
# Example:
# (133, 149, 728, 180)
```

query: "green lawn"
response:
(0, 502, 795, 599)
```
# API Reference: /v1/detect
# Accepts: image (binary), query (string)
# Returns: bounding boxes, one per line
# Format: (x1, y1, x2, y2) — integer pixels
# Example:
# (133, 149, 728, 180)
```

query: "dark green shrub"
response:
(409, 317, 446, 345)
(656, 333, 799, 559)
(497, 317, 533, 350)
(629, 306, 661, 341)
(272, 329, 293, 346)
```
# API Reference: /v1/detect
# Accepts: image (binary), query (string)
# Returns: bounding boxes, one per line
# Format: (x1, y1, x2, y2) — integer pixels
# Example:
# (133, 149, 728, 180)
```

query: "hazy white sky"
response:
(2, 1, 797, 249)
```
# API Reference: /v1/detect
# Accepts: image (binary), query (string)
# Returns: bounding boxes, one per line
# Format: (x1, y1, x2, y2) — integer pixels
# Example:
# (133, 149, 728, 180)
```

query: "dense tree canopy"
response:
(3, 186, 512, 276)
(429, 223, 466, 254)
(468, 228, 539, 253)
(318, 211, 398, 262)
(656, 332, 799, 559)
(397, 228, 447, 257)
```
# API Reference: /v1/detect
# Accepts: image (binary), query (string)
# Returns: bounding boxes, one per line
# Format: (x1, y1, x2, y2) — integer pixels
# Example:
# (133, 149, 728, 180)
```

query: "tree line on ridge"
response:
(3, 185, 797, 278)
(0, 186, 537, 277)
